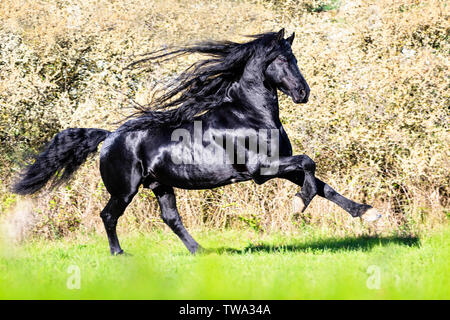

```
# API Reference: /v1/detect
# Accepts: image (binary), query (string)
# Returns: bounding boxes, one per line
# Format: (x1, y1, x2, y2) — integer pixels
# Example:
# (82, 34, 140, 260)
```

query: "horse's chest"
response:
(278, 125, 293, 157)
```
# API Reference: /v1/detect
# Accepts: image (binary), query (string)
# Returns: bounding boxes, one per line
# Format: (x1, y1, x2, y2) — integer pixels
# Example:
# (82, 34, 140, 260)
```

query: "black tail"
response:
(12, 128, 111, 195)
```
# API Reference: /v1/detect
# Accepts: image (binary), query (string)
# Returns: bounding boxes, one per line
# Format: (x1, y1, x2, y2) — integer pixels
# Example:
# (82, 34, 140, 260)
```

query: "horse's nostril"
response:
(299, 89, 306, 98)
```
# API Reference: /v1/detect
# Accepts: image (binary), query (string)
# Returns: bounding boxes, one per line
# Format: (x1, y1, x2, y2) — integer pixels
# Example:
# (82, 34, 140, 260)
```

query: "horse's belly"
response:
(152, 162, 251, 190)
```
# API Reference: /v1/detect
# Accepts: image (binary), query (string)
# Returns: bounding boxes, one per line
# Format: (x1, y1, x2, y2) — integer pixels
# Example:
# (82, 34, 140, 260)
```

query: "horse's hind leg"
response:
(153, 185, 201, 254)
(100, 196, 131, 255)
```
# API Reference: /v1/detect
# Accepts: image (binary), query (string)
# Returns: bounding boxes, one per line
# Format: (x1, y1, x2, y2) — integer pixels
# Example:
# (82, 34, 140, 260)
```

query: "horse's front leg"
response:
(314, 179, 381, 221)
(153, 185, 202, 254)
(253, 155, 381, 222)
(287, 174, 381, 221)
(253, 154, 318, 210)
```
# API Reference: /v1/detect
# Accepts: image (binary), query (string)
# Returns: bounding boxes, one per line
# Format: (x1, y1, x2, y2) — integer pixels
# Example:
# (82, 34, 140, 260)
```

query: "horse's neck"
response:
(232, 73, 281, 127)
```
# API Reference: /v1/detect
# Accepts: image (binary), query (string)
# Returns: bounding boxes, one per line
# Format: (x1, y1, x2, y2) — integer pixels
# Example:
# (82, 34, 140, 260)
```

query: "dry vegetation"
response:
(0, 0, 448, 240)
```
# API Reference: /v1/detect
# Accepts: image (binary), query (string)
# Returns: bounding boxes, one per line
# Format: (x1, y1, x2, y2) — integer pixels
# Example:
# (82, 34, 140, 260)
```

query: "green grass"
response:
(0, 227, 449, 299)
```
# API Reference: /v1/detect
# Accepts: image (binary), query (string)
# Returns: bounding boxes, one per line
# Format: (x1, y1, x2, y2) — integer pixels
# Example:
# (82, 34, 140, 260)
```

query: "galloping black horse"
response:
(13, 29, 381, 255)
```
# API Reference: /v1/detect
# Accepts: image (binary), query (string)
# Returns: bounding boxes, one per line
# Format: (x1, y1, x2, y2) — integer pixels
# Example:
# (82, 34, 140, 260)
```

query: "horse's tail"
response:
(12, 128, 111, 195)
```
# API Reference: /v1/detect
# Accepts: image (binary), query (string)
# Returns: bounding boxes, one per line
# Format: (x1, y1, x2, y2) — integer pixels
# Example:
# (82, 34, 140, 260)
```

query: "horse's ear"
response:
(287, 32, 295, 45)
(276, 28, 285, 41)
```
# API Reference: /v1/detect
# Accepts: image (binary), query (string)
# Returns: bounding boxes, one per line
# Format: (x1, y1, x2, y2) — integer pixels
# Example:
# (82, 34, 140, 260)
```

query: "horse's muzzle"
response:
(291, 88, 309, 104)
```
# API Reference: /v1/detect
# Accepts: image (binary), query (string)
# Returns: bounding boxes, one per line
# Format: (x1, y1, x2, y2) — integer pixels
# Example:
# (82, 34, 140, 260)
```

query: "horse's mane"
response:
(120, 32, 282, 131)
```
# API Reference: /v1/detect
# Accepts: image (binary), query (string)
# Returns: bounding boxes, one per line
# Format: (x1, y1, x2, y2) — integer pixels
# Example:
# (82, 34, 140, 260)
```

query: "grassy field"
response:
(0, 227, 448, 300)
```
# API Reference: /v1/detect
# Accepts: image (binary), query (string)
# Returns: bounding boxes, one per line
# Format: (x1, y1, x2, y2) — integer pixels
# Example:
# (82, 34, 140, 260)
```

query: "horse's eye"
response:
(278, 56, 288, 62)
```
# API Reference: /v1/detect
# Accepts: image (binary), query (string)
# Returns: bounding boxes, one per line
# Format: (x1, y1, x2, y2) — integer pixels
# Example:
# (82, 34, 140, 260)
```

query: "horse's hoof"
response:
(360, 207, 382, 222)
(111, 249, 131, 256)
(292, 194, 306, 213)
(194, 246, 207, 254)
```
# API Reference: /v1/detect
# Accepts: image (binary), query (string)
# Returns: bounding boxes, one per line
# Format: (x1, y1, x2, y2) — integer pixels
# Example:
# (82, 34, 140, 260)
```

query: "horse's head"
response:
(265, 29, 310, 104)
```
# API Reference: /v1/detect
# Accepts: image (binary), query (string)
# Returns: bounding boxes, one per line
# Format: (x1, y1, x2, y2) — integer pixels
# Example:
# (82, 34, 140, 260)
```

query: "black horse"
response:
(13, 29, 381, 255)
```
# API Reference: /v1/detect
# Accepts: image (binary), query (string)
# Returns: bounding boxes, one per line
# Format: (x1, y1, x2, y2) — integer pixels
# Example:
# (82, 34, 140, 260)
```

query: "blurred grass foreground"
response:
(0, 228, 449, 299)
(0, 0, 448, 240)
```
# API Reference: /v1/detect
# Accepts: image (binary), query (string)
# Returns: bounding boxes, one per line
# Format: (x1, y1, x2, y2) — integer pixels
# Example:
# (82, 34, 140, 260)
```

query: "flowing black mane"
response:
(121, 32, 283, 131)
